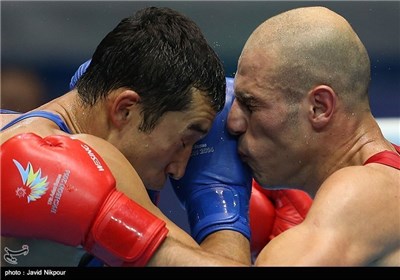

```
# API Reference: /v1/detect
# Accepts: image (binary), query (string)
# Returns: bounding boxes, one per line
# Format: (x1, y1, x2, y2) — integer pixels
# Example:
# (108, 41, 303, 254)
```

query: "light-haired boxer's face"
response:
(116, 91, 216, 190)
(228, 48, 308, 188)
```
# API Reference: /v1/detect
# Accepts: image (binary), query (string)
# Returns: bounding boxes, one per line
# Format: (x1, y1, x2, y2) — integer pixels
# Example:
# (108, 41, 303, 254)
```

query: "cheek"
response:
(247, 112, 295, 155)
(146, 139, 180, 163)
(250, 112, 282, 138)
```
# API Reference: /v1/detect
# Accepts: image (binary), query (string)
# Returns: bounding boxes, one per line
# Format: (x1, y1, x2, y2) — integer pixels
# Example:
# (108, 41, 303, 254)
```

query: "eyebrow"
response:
(188, 123, 208, 135)
(235, 91, 256, 104)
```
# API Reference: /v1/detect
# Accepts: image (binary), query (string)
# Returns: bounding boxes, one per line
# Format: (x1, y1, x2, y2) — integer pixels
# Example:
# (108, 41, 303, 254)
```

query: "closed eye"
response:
(235, 93, 257, 113)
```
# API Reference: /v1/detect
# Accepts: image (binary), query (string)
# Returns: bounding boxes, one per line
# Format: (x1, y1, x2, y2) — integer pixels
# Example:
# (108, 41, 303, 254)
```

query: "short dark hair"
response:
(76, 6, 226, 132)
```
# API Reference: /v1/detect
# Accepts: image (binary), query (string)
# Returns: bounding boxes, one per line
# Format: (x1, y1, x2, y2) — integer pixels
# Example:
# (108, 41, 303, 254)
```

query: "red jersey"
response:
(364, 144, 400, 170)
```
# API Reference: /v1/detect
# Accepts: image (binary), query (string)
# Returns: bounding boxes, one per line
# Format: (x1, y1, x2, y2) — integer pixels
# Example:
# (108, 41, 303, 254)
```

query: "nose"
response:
(227, 99, 247, 136)
(166, 147, 192, 180)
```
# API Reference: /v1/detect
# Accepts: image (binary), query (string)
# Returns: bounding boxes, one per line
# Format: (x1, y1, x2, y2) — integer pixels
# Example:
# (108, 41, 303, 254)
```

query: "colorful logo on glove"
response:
(13, 159, 49, 203)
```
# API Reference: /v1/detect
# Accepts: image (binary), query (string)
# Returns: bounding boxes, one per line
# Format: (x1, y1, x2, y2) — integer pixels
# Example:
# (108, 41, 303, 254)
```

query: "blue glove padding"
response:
(69, 59, 91, 90)
(170, 77, 252, 243)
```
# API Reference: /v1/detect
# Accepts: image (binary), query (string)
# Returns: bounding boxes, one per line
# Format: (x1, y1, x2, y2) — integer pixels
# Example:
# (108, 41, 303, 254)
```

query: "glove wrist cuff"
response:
(185, 185, 251, 243)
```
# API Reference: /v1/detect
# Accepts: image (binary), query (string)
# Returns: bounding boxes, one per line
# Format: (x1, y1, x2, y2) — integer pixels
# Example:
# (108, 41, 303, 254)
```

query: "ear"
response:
(109, 89, 141, 129)
(307, 85, 336, 130)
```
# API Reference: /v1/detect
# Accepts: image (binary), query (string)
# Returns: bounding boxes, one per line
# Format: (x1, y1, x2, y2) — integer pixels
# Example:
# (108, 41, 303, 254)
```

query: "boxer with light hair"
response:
(227, 6, 400, 266)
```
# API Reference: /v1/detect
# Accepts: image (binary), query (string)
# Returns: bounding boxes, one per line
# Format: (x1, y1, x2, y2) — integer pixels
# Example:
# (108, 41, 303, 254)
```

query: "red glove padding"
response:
(1, 133, 168, 266)
(249, 180, 312, 258)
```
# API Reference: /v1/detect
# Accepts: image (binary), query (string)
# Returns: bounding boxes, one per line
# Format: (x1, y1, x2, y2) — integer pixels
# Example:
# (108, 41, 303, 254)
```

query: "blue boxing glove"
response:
(170, 77, 252, 243)
(69, 59, 91, 90)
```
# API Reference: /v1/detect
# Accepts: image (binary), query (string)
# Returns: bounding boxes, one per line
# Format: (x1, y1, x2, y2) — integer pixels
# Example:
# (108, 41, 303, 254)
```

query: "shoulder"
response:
(315, 165, 399, 206)
(306, 165, 399, 233)
(298, 165, 399, 264)
(308, 164, 399, 242)
(69, 134, 147, 200)
(71, 133, 124, 161)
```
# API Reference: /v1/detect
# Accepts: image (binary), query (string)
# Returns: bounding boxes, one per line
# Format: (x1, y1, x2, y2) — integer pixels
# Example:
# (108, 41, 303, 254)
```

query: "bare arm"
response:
(199, 231, 250, 264)
(148, 236, 246, 266)
(78, 134, 250, 266)
(254, 166, 400, 266)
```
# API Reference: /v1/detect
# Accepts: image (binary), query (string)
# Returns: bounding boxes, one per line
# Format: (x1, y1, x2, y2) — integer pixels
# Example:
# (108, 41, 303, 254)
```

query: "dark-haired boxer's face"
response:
(116, 91, 216, 190)
(228, 49, 308, 188)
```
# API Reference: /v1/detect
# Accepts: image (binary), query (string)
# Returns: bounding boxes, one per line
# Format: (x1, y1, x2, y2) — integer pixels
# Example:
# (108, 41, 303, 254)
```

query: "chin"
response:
(254, 175, 278, 190)
(145, 178, 168, 191)
(253, 172, 267, 186)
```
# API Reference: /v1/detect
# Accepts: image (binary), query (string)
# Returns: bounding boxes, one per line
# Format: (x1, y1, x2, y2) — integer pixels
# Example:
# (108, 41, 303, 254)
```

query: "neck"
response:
(42, 91, 109, 139)
(302, 111, 391, 197)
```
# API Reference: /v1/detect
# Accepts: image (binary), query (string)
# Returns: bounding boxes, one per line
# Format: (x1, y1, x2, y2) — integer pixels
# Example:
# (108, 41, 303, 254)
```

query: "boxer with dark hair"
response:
(1, 7, 251, 266)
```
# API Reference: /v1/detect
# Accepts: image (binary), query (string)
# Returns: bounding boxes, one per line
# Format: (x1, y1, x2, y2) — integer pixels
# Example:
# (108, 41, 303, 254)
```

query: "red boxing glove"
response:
(249, 183, 275, 259)
(249, 180, 312, 258)
(1, 133, 168, 266)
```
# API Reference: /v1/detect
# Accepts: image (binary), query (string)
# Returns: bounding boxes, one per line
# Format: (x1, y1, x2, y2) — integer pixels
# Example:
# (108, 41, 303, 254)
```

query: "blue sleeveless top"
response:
(0, 110, 72, 133)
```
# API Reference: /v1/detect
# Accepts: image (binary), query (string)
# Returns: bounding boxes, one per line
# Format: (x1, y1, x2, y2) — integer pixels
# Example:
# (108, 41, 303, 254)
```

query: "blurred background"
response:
(2, 1, 399, 233)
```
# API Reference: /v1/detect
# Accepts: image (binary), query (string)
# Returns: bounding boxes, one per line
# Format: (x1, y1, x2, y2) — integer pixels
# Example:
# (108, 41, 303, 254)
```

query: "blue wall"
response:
(2, 1, 399, 117)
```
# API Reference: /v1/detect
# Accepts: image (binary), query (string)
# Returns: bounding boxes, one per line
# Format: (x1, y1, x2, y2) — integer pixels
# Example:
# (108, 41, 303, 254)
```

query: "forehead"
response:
(156, 90, 217, 136)
(183, 91, 217, 133)
(235, 49, 283, 104)
(236, 49, 271, 88)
